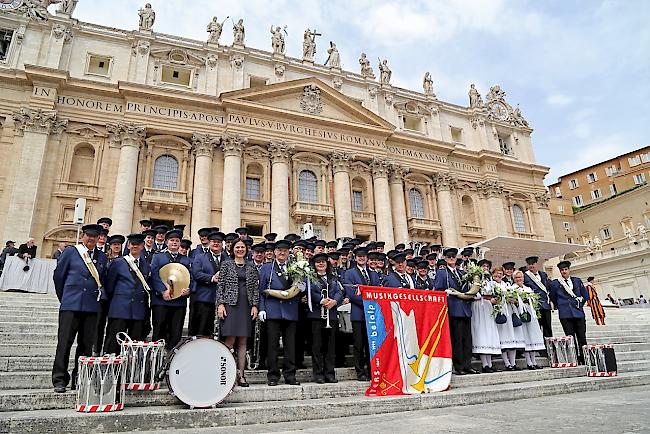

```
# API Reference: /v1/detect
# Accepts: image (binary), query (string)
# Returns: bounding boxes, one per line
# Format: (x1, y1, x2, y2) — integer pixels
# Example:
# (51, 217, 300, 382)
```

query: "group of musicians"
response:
(51, 218, 590, 393)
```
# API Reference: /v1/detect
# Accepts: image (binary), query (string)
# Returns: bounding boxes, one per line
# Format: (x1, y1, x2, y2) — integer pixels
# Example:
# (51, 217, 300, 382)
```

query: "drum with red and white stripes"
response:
(583, 344, 618, 377)
(76, 355, 126, 412)
(119, 335, 165, 391)
(545, 336, 578, 368)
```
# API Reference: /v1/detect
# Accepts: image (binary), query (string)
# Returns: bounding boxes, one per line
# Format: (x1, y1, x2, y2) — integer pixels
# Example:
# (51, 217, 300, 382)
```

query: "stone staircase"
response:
(0, 291, 649, 433)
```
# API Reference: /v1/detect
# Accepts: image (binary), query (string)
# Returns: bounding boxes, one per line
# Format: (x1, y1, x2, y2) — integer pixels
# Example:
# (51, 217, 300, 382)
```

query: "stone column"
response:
(533, 191, 555, 241)
(477, 179, 507, 239)
(389, 163, 410, 245)
(268, 140, 295, 238)
(370, 157, 395, 249)
(330, 151, 355, 239)
(190, 132, 219, 242)
(434, 172, 459, 247)
(107, 122, 146, 236)
(220, 133, 247, 232)
(4, 108, 67, 243)
(46, 24, 72, 68)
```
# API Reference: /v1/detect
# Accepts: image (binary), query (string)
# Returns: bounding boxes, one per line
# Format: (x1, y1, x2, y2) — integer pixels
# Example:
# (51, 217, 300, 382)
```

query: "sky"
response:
(72, 0, 650, 184)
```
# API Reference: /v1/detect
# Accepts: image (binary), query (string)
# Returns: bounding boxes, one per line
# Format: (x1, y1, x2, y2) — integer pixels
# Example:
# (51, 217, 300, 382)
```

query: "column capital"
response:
(12, 108, 66, 136)
(433, 171, 457, 191)
(268, 139, 295, 163)
(107, 122, 146, 148)
(533, 190, 550, 209)
(330, 150, 355, 173)
(369, 156, 392, 178)
(191, 132, 220, 158)
(476, 178, 504, 198)
(220, 133, 247, 157)
(388, 163, 409, 184)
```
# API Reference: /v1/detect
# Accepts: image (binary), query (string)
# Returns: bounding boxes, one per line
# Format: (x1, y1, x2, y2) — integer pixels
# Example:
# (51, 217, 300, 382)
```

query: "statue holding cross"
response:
(302, 28, 321, 62)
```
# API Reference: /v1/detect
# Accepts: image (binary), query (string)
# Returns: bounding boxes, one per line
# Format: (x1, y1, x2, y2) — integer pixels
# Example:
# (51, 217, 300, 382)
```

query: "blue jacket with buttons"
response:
(549, 276, 589, 319)
(104, 256, 150, 320)
(343, 266, 381, 322)
(53, 246, 108, 313)
(433, 266, 472, 318)
(258, 262, 300, 321)
(150, 251, 191, 308)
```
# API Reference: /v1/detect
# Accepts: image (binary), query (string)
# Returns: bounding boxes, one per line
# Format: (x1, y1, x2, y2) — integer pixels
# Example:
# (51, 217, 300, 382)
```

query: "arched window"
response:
(409, 188, 425, 218)
(512, 204, 527, 232)
(68, 144, 95, 184)
(298, 170, 318, 203)
(152, 155, 179, 190)
(461, 195, 477, 226)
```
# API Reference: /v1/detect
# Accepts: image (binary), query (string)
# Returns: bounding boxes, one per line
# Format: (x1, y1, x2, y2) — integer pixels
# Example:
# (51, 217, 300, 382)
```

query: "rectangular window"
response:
(634, 173, 647, 185)
(572, 195, 584, 207)
(85, 54, 113, 77)
(0, 29, 14, 62)
(245, 177, 261, 200)
(569, 179, 579, 189)
(567, 237, 574, 244)
(629, 156, 641, 167)
(605, 166, 613, 177)
(450, 127, 463, 143)
(403, 115, 422, 132)
(563, 222, 571, 231)
(641, 152, 650, 164)
(600, 227, 611, 240)
(161, 65, 192, 87)
(352, 190, 363, 212)
(587, 172, 597, 183)
(499, 136, 513, 156)
(554, 186, 562, 197)
(591, 189, 602, 200)
(249, 76, 268, 88)
(245, 224, 263, 237)
(558, 205, 564, 213)
(609, 184, 617, 196)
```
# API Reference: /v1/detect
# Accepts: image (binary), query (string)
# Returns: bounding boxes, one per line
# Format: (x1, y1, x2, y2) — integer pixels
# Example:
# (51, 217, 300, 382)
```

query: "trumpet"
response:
(321, 287, 332, 329)
(246, 318, 261, 370)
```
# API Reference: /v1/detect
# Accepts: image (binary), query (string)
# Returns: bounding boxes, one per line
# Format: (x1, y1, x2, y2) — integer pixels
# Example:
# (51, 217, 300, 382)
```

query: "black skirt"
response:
(219, 264, 252, 337)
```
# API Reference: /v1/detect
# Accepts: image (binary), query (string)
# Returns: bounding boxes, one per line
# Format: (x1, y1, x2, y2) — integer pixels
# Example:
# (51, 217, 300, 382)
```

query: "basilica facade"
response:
(0, 3, 554, 257)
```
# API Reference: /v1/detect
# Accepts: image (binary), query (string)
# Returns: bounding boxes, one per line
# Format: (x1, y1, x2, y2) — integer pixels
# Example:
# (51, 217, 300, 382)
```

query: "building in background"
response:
(0, 4, 554, 257)
(549, 151, 650, 300)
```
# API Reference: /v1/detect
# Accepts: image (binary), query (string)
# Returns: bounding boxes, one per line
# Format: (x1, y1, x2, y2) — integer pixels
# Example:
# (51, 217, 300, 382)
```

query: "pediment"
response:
(220, 78, 394, 131)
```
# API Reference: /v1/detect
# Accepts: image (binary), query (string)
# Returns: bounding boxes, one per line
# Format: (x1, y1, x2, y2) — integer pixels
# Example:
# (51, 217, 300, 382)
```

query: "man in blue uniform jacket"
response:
(343, 247, 381, 381)
(433, 248, 478, 375)
(414, 260, 435, 290)
(523, 256, 553, 338)
(190, 231, 227, 336)
(258, 239, 302, 386)
(103, 233, 151, 354)
(383, 252, 415, 289)
(150, 229, 191, 350)
(52, 224, 108, 393)
(549, 260, 590, 363)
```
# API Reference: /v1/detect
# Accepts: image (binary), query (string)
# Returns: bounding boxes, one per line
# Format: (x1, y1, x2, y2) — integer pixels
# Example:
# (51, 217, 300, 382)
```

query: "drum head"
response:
(167, 338, 236, 408)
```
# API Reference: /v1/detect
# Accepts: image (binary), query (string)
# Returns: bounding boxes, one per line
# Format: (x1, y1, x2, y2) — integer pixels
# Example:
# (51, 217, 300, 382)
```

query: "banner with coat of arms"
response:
(361, 286, 452, 396)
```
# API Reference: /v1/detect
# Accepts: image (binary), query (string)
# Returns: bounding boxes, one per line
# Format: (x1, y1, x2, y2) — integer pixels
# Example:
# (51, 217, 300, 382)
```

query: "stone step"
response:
(0, 343, 76, 357)
(1, 372, 648, 434)
(0, 366, 589, 413)
(2, 358, 647, 392)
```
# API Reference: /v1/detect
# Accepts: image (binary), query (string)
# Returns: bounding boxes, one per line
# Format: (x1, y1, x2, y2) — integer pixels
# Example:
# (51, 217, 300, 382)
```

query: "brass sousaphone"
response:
(446, 274, 481, 300)
(159, 263, 191, 299)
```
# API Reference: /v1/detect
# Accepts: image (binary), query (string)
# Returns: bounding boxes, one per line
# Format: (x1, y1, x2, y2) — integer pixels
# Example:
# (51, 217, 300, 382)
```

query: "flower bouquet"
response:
(447, 262, 483, 299)
(491, 284, 507, 323)
(265, 252, 318, 300)
(519, 289, 541, 320)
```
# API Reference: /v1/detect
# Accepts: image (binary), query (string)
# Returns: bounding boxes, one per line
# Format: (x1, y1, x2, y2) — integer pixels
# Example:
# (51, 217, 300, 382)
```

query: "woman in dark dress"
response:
(217, 239, 259, 386)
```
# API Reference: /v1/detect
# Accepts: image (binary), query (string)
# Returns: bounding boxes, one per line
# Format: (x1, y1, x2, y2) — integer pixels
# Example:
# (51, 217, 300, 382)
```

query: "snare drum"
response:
(76, 355, 126, 412)
(119, 335, 166, 390)
(545, 336, 578, 368)
(583, 344, 618, 377)
(337, 303, 353, 334)
(166, 336, 236, 408)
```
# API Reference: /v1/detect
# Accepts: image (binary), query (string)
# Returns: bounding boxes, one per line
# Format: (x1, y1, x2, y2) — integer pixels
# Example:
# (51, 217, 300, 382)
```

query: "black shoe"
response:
(481, 366, 493, 373)
(70, 377, 77, 391)
(452, 369, 465, 376)
(527, 365, 535, 370)
(54, 385, 66, 393)
(464, 368, 480, 375)
(267, 380, 278, 386)
(325, 378, 338, 383)
(513, 365, 522, 371)
(315, 378, 325, 384)
(238, 378, 250, 387)
(534, 365, 543, 370)
(285, 379, 301, 386)
(505, 365, 515, 371)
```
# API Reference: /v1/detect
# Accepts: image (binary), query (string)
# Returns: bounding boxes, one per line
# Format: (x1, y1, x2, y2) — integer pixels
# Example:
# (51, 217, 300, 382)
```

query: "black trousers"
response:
(103, 318, 146, 355)
(311, 319, 337, 381)
(560, 317, 587, 363)
(257, 320, 268, 369)
(295, 305, 310, 367)
(189, 301, 215, 336)
(352, 320, 370, 378)
(142, 293, 152, 339)
(335, 329, 352, 367)
(266, 319, 296, 382)
(152, 305, 186, 350)
(449, 317, 472, 372)
(539, 309, 553, 338)
(52, 311, 97, 387)
(94, 300, 109, 355)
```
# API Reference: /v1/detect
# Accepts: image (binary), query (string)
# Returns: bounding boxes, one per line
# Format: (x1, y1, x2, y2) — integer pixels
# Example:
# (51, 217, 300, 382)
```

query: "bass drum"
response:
(166, 336, 236, 408)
